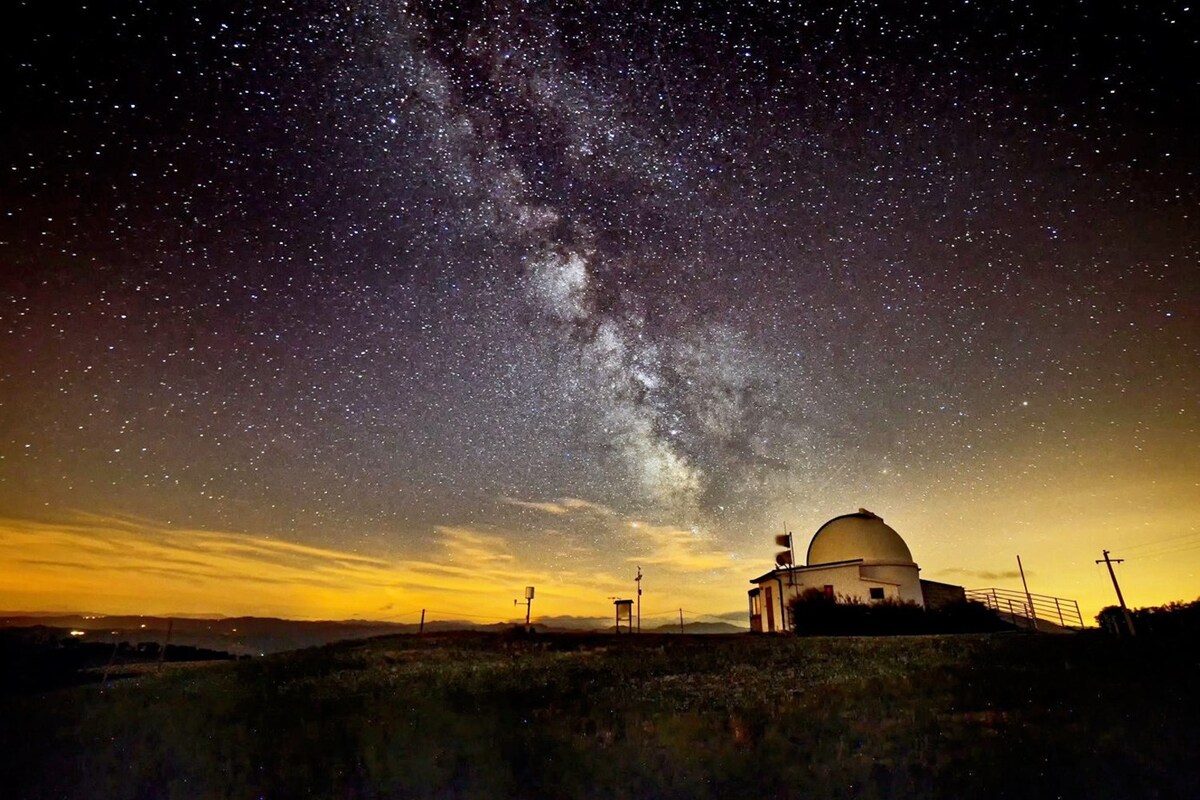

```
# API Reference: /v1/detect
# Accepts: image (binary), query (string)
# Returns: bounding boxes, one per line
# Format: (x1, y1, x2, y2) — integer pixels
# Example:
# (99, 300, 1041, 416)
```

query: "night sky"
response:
(2, 1, 1197, 623)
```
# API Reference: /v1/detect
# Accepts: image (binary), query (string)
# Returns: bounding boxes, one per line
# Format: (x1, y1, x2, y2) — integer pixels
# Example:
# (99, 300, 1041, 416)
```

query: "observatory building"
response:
(748, 509, 962, 633)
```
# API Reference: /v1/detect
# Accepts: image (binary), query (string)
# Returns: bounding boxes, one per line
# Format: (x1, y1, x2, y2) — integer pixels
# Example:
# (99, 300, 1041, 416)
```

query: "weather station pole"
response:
(635, 566, 642, 633)
(515, 586, 534, 630)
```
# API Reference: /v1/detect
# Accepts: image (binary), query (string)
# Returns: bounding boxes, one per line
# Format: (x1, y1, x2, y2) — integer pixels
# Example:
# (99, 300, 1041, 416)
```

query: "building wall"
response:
(859, 563, 924, 606)
(752, 562, 925, 630)
(919, 579, 966, 610)
(755, 563, 864, 630)
(781, 563, 869, 606)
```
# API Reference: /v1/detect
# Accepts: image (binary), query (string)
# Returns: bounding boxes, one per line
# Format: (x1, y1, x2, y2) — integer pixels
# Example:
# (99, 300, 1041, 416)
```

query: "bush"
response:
(787, 590, 1010, 636)
(1097, 597, 1200, 636)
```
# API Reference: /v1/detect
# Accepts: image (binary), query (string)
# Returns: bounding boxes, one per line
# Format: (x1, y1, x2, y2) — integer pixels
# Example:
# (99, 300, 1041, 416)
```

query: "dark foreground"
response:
(2, 631, 1196, 799)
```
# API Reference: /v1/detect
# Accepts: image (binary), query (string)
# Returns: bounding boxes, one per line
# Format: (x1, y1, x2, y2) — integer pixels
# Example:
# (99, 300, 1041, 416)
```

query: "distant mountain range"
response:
(0, 612, 748, 655)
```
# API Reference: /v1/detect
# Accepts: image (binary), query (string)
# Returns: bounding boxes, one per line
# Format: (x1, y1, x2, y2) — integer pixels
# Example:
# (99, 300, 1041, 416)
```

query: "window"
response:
(869, 587, 885, 600)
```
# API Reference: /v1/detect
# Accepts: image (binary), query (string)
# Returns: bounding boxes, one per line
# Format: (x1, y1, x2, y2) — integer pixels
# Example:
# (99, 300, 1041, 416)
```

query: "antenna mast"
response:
(635, 566, 643, 633)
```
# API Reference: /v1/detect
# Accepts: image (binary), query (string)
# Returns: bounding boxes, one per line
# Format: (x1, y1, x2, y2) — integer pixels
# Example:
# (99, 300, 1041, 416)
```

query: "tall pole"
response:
(1017, 555, 1038, 630)
(525, 597, 531, 626)
(636, 566, 642, 634)
(419, 608, 425, 635)
(1096, 550, 1136, 636)
(679, 608, 684, 635)
(786, 527, 796, 591)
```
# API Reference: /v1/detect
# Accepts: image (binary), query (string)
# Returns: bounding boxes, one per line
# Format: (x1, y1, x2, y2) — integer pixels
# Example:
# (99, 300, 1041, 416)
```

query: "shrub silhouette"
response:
(787, 589, 1009, 635)
(1097, 597, 1200, 636)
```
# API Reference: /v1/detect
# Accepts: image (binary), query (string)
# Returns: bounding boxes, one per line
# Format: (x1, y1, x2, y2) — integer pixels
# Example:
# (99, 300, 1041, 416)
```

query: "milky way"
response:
(2, 1, 1197, 618)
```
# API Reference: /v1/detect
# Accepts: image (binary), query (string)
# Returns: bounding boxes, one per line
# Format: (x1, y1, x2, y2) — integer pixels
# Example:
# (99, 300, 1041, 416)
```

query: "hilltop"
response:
(3, 630, 1197, 798)
(0, 612, 749, 656)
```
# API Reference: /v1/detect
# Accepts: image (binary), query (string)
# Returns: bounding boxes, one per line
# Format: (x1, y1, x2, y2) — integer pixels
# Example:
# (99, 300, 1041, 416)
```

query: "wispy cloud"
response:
(501, 496, 616, 516)
(934, 568, 1024, 581)
(626, 521, 740, 572)
(0, 513, 616, 620)
(436, 526, 518, 564)
(0, 507, 752, 623)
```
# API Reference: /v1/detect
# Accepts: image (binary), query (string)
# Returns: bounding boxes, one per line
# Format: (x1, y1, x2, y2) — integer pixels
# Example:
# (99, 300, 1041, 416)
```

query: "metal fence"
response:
(965, 587, 1085, 630)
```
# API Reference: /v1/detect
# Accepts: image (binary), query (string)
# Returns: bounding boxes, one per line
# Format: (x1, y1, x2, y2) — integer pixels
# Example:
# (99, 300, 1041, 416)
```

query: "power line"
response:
(680, 609, 739, 623)
(1123, 540, 1200, 561)
(1121, 531, 1200, 553)
(420, 608, 523, 623)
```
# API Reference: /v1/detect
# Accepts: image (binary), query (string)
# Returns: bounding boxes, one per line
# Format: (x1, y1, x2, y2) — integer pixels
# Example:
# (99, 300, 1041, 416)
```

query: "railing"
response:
(965, 587, 1085, 631)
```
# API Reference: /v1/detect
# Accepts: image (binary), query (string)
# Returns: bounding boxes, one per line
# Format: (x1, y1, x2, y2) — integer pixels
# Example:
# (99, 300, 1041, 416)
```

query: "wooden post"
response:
(1017, 555, 1038, 630)
(419, 609, 425, 635)
(679, 608, 684, 634)
(101, 635, 120, 690)
(157, 618, 173, 673)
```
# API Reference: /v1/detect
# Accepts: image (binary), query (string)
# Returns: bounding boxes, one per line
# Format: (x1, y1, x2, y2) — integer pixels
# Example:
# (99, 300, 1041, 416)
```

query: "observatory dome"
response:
(806, 509, 915, 566)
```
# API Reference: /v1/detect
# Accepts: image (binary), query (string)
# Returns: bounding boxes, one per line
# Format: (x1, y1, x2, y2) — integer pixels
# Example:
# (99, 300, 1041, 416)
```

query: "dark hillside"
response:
(2, 632, 1197, 799)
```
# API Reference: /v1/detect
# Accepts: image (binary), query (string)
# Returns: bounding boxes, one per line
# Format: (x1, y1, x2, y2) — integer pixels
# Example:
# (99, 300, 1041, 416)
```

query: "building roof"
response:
(806, 509, 915, 566)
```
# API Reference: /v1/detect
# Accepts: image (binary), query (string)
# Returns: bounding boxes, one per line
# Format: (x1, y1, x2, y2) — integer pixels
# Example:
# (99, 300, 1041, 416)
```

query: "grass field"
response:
(3, 630, 1196, 799)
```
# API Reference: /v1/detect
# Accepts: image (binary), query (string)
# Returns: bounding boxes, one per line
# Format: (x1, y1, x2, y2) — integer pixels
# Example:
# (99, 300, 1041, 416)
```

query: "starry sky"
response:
(2, 1, 1197, 625)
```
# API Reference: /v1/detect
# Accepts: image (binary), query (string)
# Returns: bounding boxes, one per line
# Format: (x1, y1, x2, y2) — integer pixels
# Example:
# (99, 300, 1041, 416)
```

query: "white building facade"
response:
(748, 509, 926, 633)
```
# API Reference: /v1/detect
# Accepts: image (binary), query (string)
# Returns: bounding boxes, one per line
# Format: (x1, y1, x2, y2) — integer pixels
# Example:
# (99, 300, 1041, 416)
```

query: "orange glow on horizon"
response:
(0, 510, 749, 625)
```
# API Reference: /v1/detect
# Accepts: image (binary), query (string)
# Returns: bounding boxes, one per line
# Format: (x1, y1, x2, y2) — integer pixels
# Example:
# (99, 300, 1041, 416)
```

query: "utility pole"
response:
(419, 609, 426, 635)
(635, 566, 643, 633)
(679, 608, 684, 635)
(1017, 555, 1038, 631)
(1096, 550, 1136, 636)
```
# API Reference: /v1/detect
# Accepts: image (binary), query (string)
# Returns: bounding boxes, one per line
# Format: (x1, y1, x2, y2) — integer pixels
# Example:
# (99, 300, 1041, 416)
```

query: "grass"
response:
(2, 631, 1196, 799)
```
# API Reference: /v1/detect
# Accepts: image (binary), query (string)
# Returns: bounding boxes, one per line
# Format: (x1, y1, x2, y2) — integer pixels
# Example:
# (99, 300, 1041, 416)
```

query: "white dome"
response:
(806, 510, 915, 566)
